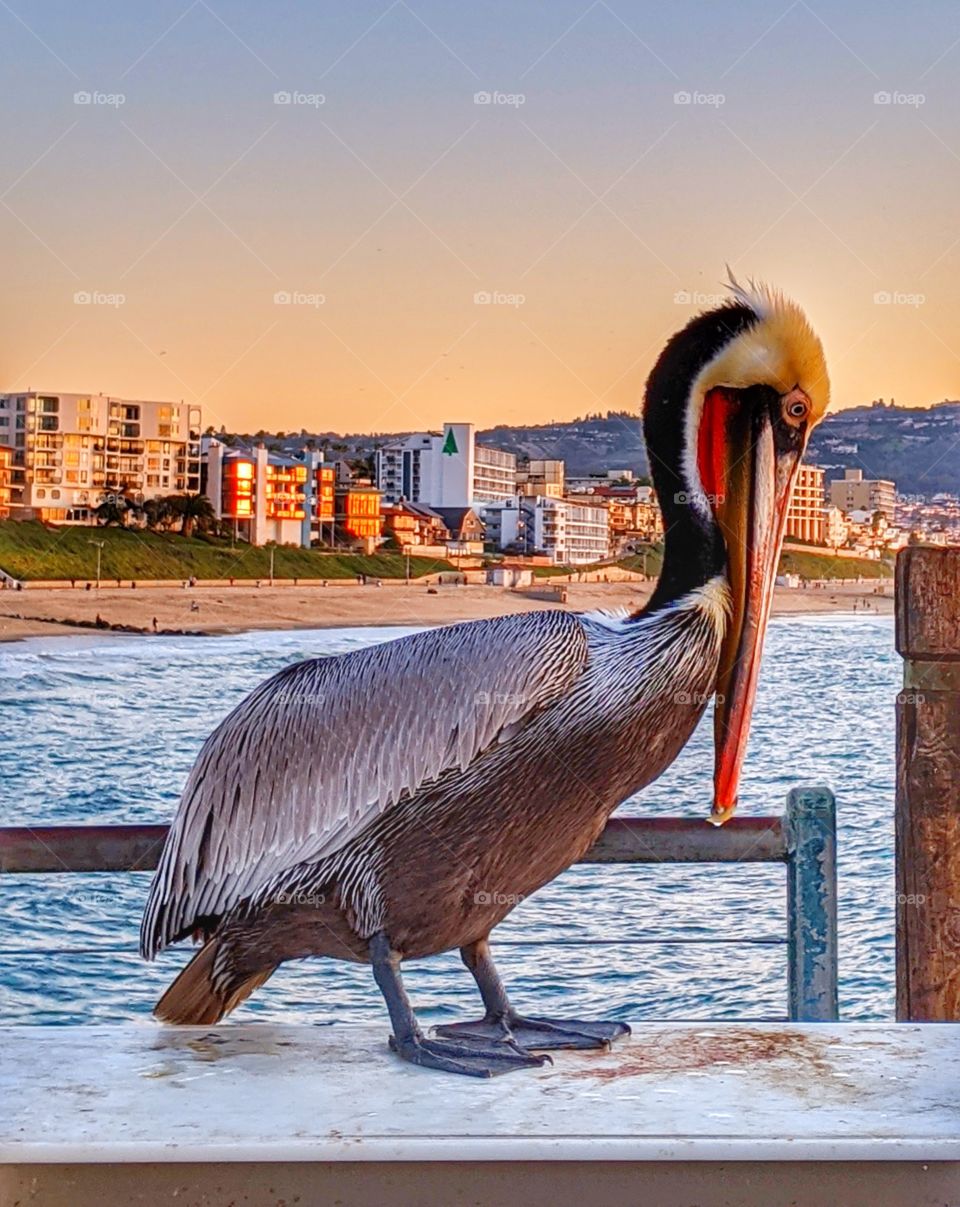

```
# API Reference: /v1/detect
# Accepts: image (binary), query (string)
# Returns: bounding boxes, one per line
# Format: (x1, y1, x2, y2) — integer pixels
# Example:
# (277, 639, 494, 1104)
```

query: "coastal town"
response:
(0, 391, 957, 576)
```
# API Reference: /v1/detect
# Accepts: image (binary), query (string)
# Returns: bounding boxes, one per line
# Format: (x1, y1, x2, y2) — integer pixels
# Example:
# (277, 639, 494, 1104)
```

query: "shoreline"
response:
(0, 579, 894, 644)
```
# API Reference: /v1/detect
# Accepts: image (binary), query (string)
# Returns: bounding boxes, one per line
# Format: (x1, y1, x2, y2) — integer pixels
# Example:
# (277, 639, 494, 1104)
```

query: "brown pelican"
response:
(141, 279, 829, 1077)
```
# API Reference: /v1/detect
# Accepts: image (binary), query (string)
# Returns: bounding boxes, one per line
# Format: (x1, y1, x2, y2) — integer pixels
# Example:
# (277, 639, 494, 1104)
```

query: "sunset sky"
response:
(2, 1, 960, 434)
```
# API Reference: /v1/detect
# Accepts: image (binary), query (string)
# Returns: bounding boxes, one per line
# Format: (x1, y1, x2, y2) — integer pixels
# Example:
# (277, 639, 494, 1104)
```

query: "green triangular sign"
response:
(442, 428, 458, 455)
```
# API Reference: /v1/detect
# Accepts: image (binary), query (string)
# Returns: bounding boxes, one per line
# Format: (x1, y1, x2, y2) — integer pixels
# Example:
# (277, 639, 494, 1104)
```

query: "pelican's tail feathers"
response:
(154, 936, 275, 1025)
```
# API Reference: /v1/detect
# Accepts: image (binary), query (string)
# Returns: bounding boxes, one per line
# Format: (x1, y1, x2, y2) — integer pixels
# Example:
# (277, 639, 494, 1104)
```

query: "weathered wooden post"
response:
(895, 545, 960, 1020)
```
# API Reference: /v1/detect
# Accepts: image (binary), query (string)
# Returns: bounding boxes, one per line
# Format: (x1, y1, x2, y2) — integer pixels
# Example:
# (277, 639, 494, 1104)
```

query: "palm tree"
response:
(96, 489, 141, 528)
(168, 493, 215, 538)
(95, 498, 126, 527)
(143, 496, 175, 532)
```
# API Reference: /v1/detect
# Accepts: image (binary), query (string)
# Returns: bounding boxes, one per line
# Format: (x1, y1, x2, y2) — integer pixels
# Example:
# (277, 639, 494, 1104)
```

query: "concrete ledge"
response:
(2, 1022, 959, 1166)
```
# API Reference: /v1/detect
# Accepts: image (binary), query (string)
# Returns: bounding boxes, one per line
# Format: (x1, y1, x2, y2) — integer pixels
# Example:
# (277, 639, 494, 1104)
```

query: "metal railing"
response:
(0, 785, 838, 1022)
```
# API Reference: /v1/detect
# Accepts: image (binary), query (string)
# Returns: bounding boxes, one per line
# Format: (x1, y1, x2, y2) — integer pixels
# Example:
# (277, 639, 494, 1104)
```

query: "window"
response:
(51, 489, 60, 499)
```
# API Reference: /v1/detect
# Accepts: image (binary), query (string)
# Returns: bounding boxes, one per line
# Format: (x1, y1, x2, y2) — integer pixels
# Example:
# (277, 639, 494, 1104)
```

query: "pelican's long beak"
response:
(709, 393, 806, 825)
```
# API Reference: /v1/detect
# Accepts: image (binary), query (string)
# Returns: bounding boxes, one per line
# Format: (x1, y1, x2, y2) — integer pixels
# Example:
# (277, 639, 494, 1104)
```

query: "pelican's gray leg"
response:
(369, 932, 549, 1078)
(434, 937, 631, 1051)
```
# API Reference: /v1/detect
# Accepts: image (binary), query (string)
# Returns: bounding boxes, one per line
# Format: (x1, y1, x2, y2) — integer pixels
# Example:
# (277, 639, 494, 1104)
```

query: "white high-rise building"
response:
(480, 495, 610, 565)
(376, 422, 515, 507)
(0, 392, 202, 523)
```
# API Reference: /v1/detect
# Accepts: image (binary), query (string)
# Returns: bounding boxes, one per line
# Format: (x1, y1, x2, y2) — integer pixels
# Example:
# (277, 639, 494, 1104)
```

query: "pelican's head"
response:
(643, 275, 829, 823)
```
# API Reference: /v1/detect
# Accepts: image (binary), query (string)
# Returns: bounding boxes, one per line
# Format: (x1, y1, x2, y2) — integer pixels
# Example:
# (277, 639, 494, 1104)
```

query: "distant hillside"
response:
(480, 402, 960, 498)
(480, 411, 648, 481)
(230, 400, 960, 499)
(805, 402, 960, 497)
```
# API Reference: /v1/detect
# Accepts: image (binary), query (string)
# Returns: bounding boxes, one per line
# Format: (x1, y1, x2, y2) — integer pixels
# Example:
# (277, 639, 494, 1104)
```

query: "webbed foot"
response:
(435, 1015, 630, 1051)
(389, 1030, 551, 1078)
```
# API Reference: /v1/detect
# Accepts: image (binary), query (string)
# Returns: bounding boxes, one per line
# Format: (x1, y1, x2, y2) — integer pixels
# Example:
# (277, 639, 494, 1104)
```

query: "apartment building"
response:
(481, 495, 609, 565)
(566, 482, 663, 544)
(785, 464, 826, 545)
(516, 458, 565, 499)
(205, 440, 307, 546)
(825, 505, 849, 549)
(335, 484, 383, 549)
(0, 392, 201, 523)
(295, 449, 336, 547)
(829, 468, 896, 521)
(376, 422, 516, 507)
(0, 446, 12, 519)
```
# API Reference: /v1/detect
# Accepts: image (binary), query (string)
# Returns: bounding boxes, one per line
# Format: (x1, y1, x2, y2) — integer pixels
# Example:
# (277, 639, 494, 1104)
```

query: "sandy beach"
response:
(0, 578, 894, 643)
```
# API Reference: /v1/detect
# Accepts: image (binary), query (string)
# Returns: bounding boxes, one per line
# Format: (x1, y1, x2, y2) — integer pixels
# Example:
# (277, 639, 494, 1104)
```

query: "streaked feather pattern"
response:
(248, 577, 729, 945)
(141, 609, 588, 957)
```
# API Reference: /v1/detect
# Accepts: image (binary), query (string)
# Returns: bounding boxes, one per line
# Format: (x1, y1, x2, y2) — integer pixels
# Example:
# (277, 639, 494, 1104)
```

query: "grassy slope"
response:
(779, 548, 893, 580)
(0, 521, 452, 582)
(531, 544, 892, 581)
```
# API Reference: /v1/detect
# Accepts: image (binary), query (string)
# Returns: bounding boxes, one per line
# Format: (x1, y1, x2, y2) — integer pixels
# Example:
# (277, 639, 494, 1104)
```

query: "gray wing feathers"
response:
(141, 611, 587, 956)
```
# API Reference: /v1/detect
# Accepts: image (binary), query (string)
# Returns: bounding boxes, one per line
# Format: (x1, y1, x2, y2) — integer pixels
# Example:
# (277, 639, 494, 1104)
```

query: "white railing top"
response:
(2, 1022, 958, 1164)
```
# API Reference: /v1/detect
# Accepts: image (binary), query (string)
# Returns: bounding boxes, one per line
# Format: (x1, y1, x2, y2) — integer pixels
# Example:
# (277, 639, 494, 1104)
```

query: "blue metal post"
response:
(785, 786, 838, 1021)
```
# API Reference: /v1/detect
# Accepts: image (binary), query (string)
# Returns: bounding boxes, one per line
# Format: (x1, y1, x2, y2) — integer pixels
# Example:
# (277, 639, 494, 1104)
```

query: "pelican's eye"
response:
(782, 392, 810, 427)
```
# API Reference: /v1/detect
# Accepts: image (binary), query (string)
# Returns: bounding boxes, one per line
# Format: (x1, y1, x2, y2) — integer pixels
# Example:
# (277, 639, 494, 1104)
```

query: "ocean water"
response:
(0, 615, 897, 1027)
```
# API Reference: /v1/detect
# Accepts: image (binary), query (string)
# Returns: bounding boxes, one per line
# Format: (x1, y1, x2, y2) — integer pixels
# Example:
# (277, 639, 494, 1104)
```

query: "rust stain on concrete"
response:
(573, 1028, 844, 1085)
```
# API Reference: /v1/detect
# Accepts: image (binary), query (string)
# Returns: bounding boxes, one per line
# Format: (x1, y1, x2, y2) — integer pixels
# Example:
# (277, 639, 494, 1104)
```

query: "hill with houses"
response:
(228, 400, 960, 500)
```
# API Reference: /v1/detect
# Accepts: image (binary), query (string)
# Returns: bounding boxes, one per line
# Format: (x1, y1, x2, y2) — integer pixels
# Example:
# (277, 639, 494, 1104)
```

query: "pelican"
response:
(141, 279, 829, 1077)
